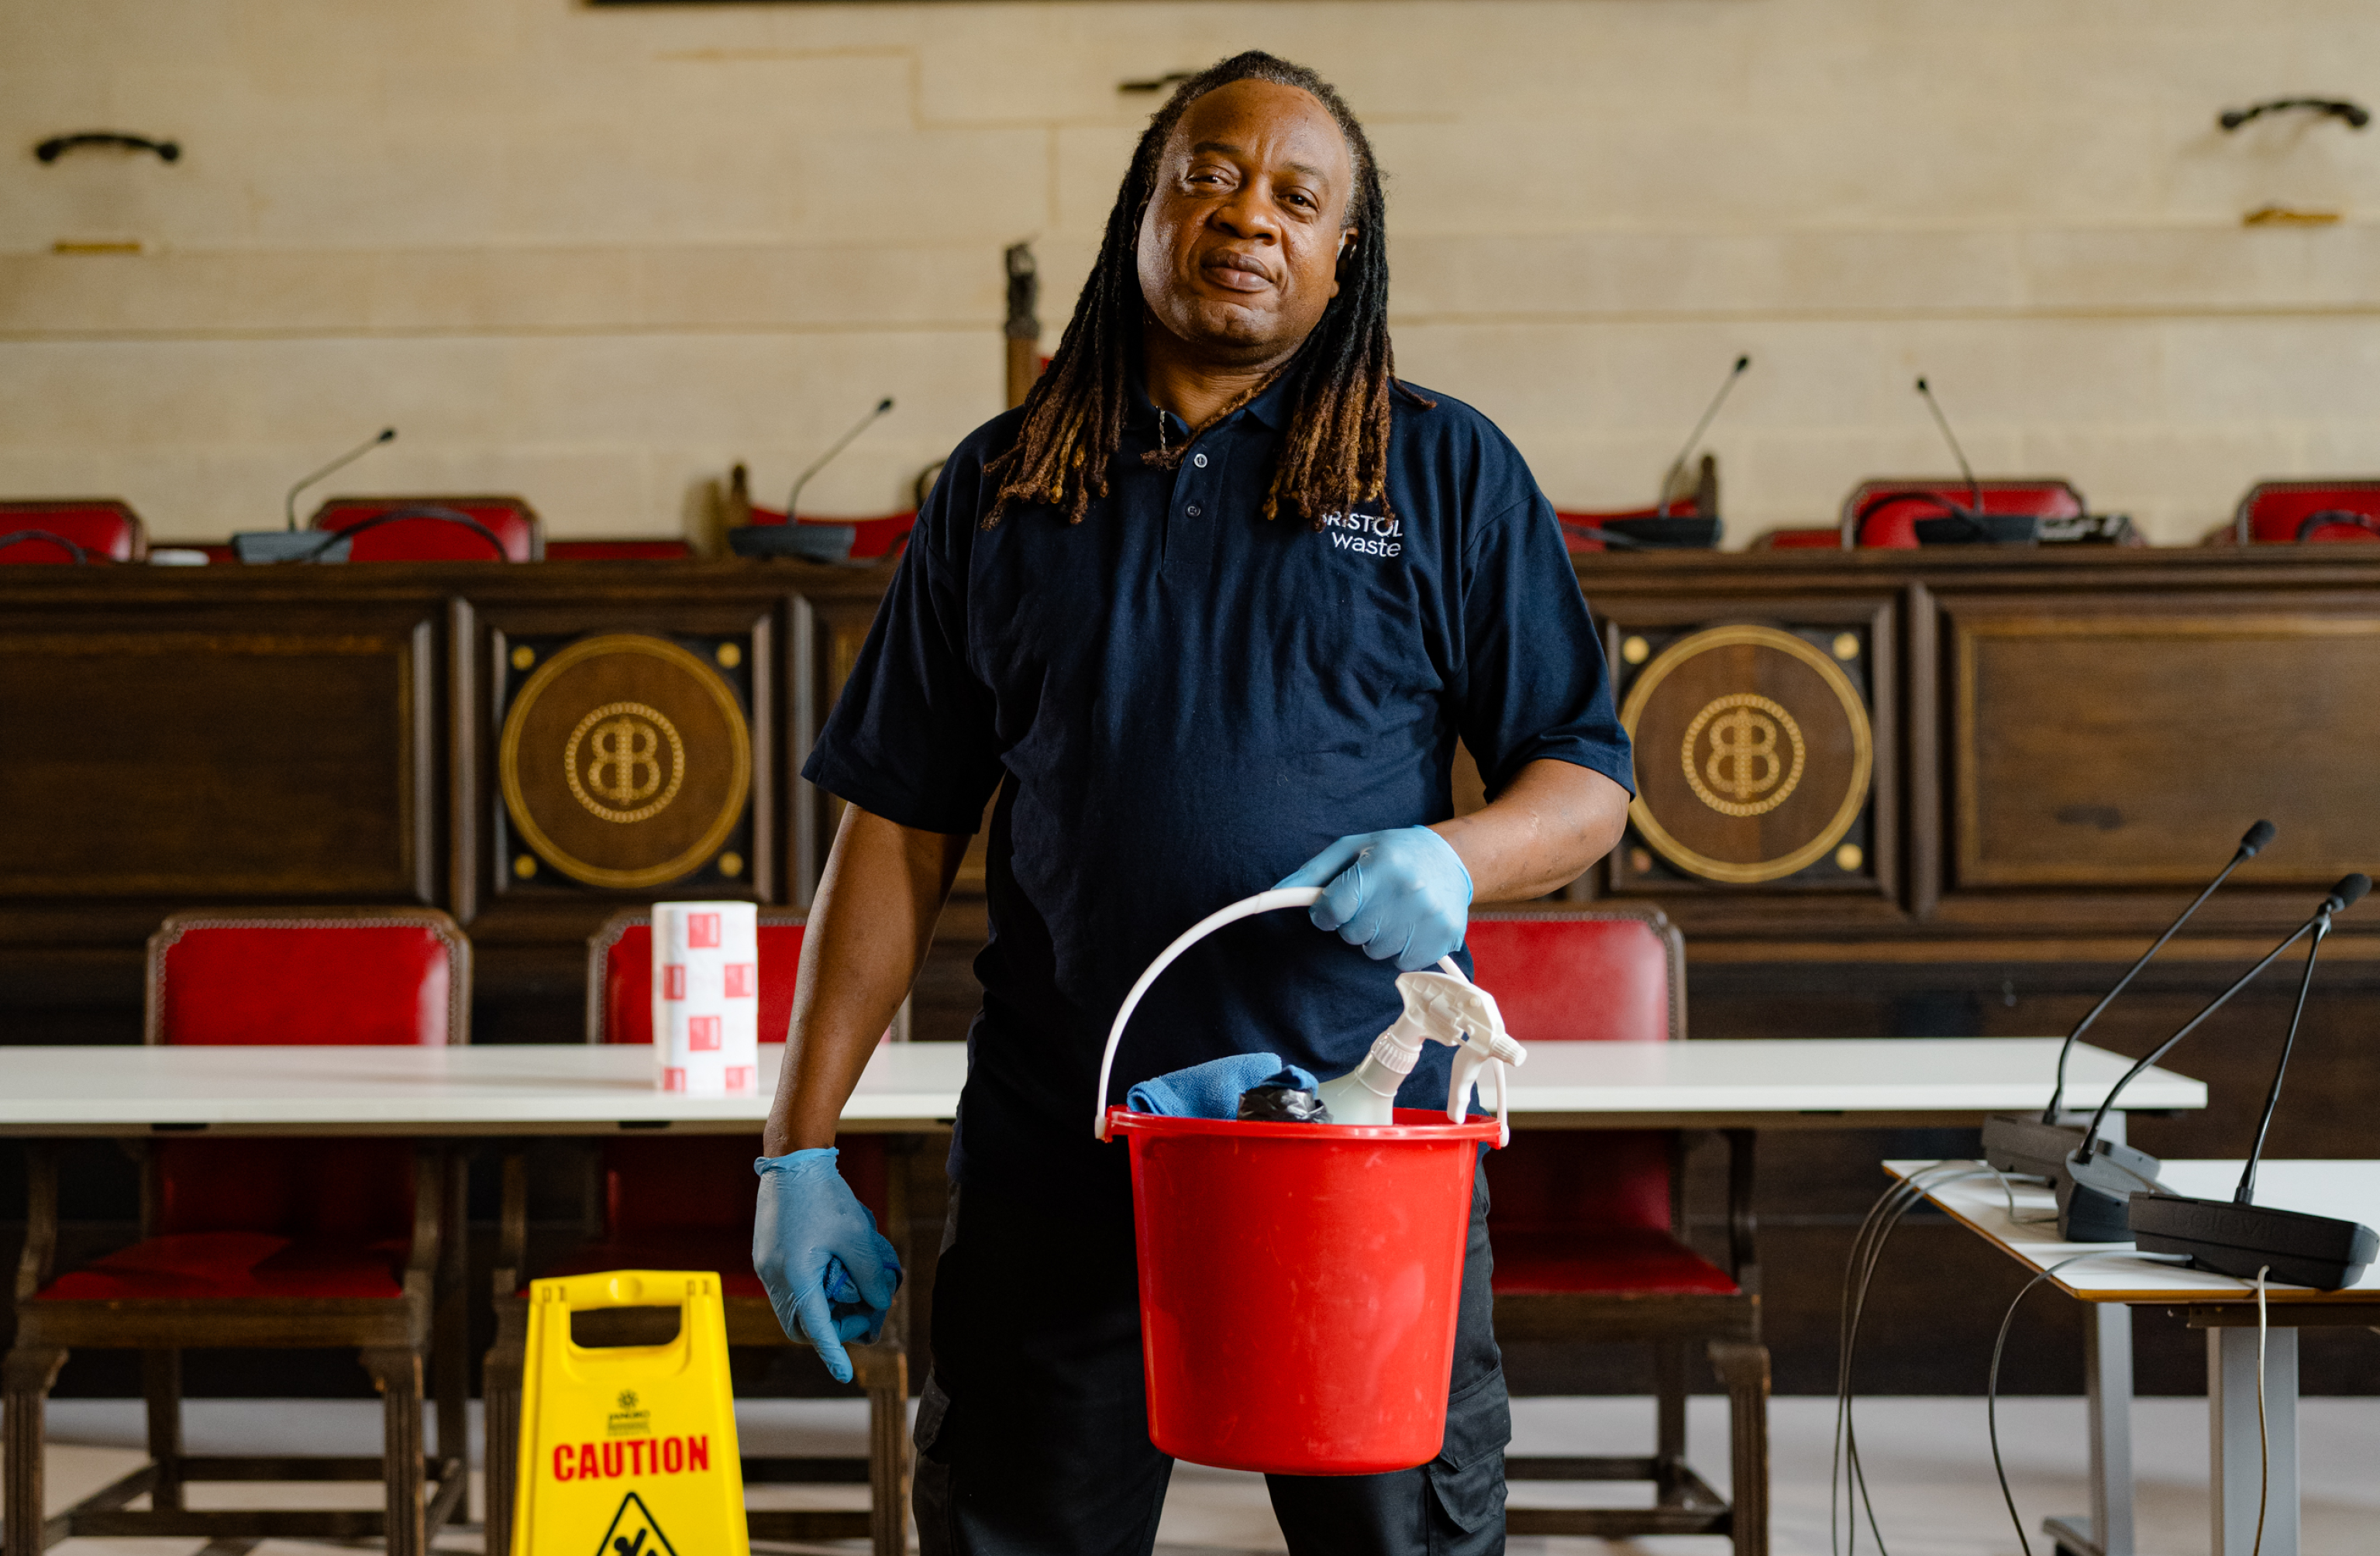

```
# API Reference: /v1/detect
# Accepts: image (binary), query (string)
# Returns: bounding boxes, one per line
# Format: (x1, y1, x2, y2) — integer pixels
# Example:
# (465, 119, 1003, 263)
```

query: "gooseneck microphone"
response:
(1912, 376, 1981, 519)
(787, 397, 894, 520)
(1655, 355, 1751, 516)
(2130, 873, 2375, 1288)
(1851, 377, 2039, 544)
(284, 427, 395, 530)
(2055, 875, 2368, 1241)
(1983, 821, 2277, 1182)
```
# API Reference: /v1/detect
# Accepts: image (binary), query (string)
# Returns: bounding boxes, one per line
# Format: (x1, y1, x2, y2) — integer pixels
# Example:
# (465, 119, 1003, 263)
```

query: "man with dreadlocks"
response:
(756, 51, 1633, 1555)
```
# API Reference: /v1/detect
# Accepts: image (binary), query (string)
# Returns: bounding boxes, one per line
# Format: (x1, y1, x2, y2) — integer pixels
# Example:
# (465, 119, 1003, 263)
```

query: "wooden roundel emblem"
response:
(1619, 625, 1872, 884)
(499, 634, 752, 889)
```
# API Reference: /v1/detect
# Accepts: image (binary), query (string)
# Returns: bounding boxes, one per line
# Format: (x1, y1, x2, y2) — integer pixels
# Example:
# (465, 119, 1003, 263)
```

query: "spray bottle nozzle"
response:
(1313, 969, 1528, 1141)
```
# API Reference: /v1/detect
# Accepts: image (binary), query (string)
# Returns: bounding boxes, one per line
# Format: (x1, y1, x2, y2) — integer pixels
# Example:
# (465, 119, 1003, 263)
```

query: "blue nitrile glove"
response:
(752, 1148, 901, 1385)
(1128, 1053, 1316, 1118)
(1277, 827, 1474, 972)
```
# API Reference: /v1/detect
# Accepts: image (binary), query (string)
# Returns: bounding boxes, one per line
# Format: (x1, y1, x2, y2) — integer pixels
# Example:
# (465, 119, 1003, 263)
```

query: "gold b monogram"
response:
(586, 717, 661, 805)
(1704, 707, 1782, 800)
(1682, 694, 1806, 818)
(565, 701, 687, 823)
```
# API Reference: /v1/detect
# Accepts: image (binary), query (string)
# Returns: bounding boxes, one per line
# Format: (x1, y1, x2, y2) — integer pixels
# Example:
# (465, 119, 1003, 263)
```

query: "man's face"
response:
(1136, 79, 1355, 363)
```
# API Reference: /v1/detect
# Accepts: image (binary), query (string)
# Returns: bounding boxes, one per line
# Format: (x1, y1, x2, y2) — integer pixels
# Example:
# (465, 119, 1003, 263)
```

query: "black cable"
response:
(1986, 1266, 2058, 1556)
(1838, 1178, 1925, 1554)
(1852, 489, 1972, 546)
(1833, 1163, 1993, 1555)
(1555, 518, 1654, 550)
(1986, 1250, 2189, 1556)
(299, 505, 510, 563)
(1836, 1176, 1921, 1553)
(0, 528, 93, 564)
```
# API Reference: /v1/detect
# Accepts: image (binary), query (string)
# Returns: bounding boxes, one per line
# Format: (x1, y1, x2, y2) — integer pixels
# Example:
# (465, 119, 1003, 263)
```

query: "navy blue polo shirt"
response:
(803, 373, 1633, 1189)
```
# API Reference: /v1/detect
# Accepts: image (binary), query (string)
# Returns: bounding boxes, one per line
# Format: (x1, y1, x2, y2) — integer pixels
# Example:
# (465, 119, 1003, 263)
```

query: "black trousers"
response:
(913, 1153, 1507, 1556)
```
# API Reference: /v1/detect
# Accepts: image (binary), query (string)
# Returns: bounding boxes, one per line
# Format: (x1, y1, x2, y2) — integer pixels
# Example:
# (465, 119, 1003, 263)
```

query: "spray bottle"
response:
(1314, 969, 1528, 1143)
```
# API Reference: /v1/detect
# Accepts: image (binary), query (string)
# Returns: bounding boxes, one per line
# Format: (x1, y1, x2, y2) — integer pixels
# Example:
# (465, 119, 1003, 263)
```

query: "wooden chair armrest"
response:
(493, 1147, 529, 1300)
(1724, 1127, 1760, 1295)
(405, 1144, 443, 1284)
(13, 1141, 58, 1304)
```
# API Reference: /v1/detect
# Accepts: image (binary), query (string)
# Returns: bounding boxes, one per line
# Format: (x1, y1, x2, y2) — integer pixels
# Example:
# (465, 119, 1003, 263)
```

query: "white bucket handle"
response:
(1093, 886, 1479, 1141)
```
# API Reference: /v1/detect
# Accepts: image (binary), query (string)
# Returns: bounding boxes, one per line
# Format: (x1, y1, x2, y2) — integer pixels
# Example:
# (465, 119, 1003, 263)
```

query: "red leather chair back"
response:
(590, 911, 806, 1046)
(1465, 913, 1680, 1046)
(1469, 911, 1684, 1236)
(2234, 481, 2380, 544)
(136, 911, 463, 1265)
(1843, 479, 2083, 549)
(0, 500, 145, 563)
(146, 911, 470, 1047)
(309, 496, 542, 562)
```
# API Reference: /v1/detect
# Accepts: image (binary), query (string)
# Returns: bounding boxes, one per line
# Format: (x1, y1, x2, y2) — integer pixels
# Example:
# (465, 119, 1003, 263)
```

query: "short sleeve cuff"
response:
(801, 747, 997, 837)
(1483, 739, 1636, 802)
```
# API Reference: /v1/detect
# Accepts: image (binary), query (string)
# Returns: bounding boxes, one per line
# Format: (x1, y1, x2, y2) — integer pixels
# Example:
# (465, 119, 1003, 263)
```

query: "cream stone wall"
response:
(5, 0, 2378, 545)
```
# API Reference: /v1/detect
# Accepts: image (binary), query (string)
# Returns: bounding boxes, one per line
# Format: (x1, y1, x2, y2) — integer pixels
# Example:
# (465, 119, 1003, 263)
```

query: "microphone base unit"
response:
(2055, 1143, 2169, 1243)
(1597, 515, 1722, 550)
(232, 531, 348, 564)
(729, 523, 858, 564)
(2127, 1193, 2378, 1290)
(1982, 1110, 2109, 1182)
(1913, 511, 2043, 546)
(2037, 512, 2140, 546)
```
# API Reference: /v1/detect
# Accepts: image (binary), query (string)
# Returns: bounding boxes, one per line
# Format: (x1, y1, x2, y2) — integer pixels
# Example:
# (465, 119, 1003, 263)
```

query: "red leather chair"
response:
(2230, 480, 2380, 544)
(0, 499, 146, 563)
(1469, 908, 1769, 1554)
(4, 909, 470, 1556)
(1841, 478, 2083, 549)
(308, 495, 542, 562)
(481, 909, 912, 1556)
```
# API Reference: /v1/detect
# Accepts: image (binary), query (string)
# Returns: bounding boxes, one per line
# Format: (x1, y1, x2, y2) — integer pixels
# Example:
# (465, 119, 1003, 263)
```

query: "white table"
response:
(1887, 1159, 2380, 1556)
(0, 1037, 2204, 1137)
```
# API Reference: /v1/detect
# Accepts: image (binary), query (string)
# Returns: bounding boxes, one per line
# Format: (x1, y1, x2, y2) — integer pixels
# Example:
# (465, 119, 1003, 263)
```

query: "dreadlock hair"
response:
(983, 50, 1429, 532)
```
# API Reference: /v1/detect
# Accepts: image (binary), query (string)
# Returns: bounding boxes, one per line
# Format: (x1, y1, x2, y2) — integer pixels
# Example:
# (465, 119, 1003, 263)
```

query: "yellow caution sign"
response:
(512, 1270, 748, 1556)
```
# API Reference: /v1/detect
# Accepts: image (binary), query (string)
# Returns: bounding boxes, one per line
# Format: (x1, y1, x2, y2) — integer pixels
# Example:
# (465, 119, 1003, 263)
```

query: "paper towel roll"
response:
(652, 901, 759, 1093)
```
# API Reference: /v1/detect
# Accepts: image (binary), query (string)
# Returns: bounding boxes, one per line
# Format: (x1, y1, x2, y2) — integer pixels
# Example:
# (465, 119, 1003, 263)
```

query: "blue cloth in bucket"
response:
(1128, 1054, 1319, 1120)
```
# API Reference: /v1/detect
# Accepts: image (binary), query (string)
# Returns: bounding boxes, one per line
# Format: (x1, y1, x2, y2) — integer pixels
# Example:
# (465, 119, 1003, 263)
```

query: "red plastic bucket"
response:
(1107, 1104, 1498, 1475)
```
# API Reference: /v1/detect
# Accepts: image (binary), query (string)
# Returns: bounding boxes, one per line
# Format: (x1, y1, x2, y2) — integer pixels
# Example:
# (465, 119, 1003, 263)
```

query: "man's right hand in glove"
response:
(753, 1146, 902, 1384)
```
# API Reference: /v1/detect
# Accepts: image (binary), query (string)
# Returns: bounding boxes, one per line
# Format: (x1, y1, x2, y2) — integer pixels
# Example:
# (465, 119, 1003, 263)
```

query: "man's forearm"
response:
(763, 804, 970, 1155)
(1431, 757, 1631, 904)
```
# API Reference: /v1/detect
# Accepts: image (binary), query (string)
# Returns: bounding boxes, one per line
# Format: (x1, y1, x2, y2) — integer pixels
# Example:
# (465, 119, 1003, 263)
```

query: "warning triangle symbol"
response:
(593, 1489, 680, 1556)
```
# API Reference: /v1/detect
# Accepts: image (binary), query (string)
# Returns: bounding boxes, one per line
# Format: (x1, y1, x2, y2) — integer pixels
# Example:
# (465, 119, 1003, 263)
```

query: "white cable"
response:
(2253, 1265, 2270, 1556)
